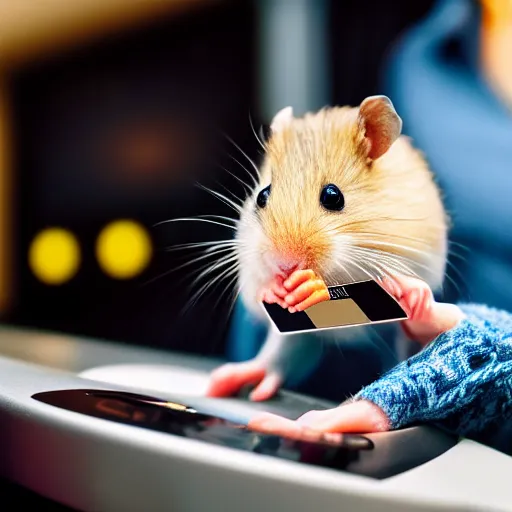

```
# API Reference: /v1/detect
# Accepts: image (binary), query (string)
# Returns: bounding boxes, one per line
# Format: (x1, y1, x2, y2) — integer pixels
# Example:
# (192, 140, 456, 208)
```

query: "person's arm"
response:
(357, 303, 512, 435)
(248, 279, 512, 449)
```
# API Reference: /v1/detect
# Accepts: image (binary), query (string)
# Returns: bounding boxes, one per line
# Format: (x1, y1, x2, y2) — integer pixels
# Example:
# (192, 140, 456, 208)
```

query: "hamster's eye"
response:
(320, 184, 345, 211)
(256, 184, 271, 208)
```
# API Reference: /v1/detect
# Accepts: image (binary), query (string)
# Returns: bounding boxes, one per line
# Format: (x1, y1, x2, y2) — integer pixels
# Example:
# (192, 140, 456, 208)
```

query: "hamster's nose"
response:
(278, 262, 298, 273)
(264, 251, 305, 277)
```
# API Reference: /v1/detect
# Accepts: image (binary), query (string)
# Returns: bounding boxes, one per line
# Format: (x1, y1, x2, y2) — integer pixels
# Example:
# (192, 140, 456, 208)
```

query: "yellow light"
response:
(29, 228, 81, 285)
(96, 219, 152, 279)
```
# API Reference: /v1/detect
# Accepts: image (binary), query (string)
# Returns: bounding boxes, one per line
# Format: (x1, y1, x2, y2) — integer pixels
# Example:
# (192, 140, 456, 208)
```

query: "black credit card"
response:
(261, 280, 408, 334)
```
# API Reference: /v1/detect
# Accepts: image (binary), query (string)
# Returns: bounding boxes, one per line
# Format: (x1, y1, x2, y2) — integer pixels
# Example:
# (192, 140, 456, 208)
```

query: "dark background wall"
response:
(6, 0, 435, 356)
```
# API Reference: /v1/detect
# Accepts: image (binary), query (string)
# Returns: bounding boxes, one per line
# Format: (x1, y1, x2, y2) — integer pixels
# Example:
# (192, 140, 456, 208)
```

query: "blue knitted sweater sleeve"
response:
(356, 304, 512, 447)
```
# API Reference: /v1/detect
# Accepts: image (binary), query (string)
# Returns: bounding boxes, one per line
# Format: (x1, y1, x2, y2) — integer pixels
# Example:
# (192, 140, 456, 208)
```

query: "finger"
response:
(249, 372, 282, 401)
(379, 275, 464, 344)
(262, 289, 288, 309)
(262, 289, 276, 304)
(270, 276, 288, 298)
(404, 302, 465, 346)
(283, 269, 316, 291)
(296, 400, 390, 433)
(205, 362, 266, 397)
(378, 274, 402, 301)
(292, 288, 330, 312)
(248, 412, 303, 437)
(284, 279, 327, 307)
(382, 275, 436, 320)
(247, 412, 345, 444)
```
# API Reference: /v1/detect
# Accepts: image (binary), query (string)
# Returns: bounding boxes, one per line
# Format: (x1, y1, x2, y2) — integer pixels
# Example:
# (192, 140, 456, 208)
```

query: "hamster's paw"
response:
(282, 269, 330, 313)
(380, 275, 464, 345)
(205, 360, 282, 401)
(259, 276, 289, 309)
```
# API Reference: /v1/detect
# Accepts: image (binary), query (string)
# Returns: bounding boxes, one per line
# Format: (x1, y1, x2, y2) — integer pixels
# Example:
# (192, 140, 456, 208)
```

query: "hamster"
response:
(206, 96, 449, 402)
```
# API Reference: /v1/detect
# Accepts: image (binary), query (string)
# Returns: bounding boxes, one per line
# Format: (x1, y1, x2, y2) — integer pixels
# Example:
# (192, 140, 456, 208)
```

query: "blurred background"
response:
(0, 0, 509, 359)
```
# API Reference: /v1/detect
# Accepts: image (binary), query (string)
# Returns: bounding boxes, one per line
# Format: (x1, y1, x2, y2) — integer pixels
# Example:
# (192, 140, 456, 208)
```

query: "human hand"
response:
(249, 275, 467, 436)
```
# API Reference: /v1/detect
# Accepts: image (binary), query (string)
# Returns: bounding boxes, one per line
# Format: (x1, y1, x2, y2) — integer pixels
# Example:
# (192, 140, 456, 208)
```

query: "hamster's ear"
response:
(270, 106, 294, 133)
(358, 96, 402, 159)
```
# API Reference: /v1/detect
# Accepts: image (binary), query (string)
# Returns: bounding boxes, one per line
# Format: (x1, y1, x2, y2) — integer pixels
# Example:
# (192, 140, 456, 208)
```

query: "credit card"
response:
(261, 279, 408, 334)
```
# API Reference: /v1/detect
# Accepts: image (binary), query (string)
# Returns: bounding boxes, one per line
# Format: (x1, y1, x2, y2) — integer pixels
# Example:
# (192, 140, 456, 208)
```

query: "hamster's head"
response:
(236, 96, 448, 318)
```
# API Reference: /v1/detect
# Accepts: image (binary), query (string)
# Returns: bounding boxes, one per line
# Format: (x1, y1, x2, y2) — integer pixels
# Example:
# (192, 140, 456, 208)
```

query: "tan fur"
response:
(236, 104, 448, 319)
(254, 106, 447, 287)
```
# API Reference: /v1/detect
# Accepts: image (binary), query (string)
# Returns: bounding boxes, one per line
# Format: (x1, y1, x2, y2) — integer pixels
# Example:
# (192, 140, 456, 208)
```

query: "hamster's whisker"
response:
(195, 183, 243, 214)
(224, 279, 244, 322)
(182, 251, 244, 289)
(352, 233, 468, 282)
(248, 113, 267, 153)
(188, 254, 239, 288)
(354, 230, 444, 246)
(338, 227, 442, 248)
(186, 256, 239, 294)
(345, 245, 420, 281)
(364, 256, 416, 282)
(216, 179, 249, 207)
(439, 256, 466, 289)
(445, 240, 471, 263)
(189, 214, 240, 226)
(446, 248, 468, 263)
(226, 153, 259, 190)
(352, 239, 462, 282)
(340, 256, 379, 282)
(160, 214, 239, 226)
(166, 238, 240, 253)
(211, 271, 240, 312)
(349, 245, 424, 277)
(141, 242, 237, 289)
(218, 164, 254, 196)
(166, 240, 239, 252)
(155, 217, 236, 231)
(345, 255, 388, 281)
(224, 134, 261, 182)
(196, 214, 239, 226)
(328, 261, 356, 286)
(167, 246, 237, 275)
(349, 245, 417, 270)
(202, 244, 239, 255)
(182, 245, 238, 260)
(351, 237, 433, 258)
(183, 260, 238, 293)
(447, 240, 470, 252)
(350, 245, 464, 298)
(182, 263, 240, 315)
(337, 201, 439, 226)
(192, 261, 239, 298)
(328, 239, 357, 284)
(191, 214, 239, 223)
(351, 254, 412, 280)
